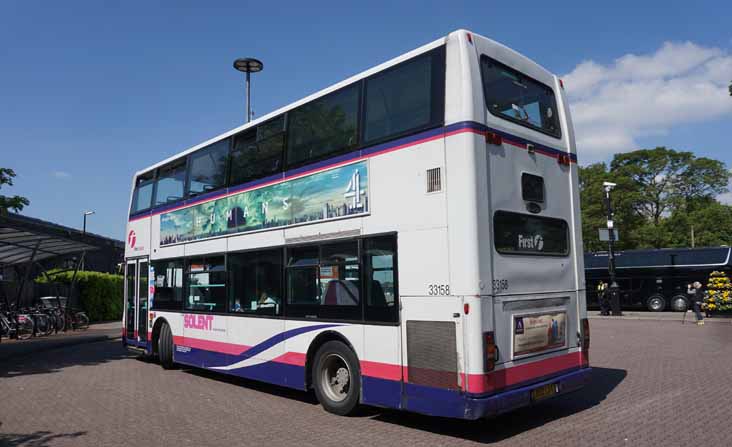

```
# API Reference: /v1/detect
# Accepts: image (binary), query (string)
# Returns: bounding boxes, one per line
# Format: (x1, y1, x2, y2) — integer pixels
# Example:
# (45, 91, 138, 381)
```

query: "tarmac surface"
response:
(1, 318, 731, 446)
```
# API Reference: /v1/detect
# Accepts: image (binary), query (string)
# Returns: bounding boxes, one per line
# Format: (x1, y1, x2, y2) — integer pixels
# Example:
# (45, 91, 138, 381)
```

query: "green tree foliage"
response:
(36, 270, 123, 322)
(580, 148, 731, 251)
(0, 168, 30, 214)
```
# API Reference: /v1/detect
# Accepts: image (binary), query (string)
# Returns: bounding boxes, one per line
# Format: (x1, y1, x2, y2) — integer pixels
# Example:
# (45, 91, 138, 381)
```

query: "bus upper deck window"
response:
(522, 173, 544, 203)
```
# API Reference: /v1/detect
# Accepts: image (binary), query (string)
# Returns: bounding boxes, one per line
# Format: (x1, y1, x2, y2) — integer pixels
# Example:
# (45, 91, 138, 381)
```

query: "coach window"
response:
(320, 241, 360, 307)
(228, 249, 283, 316)
(185, 257, 227, 313)
(230, 116, 285, 186)
(286, 84, 360, 169)
(187, 139, 230, 197)
(154, 160, 187, 206)
(131, 171, 155, 214)
(362, 47, 445, 145)
(286, 246, 320, 307)
(286, 242, 362, 320)
(363, 235, 398, 322)
(151, 260, 184, 310)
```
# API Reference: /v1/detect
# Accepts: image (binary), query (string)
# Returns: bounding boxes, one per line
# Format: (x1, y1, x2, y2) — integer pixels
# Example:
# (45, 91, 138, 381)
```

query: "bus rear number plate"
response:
(531, 383, 558, 401)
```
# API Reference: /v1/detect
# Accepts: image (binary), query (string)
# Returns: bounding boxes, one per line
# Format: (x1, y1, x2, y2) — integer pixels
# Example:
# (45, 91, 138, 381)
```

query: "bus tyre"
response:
(671, 295, 689, 312)
(313, 341, 361, 416)
(158, 322, 175, 370)
(647, 295, 666, 312)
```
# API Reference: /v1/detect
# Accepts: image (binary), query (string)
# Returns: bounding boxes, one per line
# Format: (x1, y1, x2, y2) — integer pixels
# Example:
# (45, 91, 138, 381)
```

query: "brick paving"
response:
(1, 319, 731, 446)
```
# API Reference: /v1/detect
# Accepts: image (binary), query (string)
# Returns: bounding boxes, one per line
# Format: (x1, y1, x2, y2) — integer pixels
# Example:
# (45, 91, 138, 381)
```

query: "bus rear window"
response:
(480, 55, 560, 138)
(494, 211, 569, 256)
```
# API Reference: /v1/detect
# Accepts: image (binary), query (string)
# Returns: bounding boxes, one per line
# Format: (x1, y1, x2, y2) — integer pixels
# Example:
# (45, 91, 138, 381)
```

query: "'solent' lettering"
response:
(183, 314, 214, 331)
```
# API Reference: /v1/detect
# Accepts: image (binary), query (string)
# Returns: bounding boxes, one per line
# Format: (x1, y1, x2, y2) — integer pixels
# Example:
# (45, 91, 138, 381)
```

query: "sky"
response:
(1, 1, 730, 240)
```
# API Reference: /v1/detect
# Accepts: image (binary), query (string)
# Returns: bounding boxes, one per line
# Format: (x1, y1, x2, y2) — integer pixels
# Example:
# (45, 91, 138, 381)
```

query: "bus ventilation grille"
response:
(426, 167, 442, 193)
(406, 320, 458, 390)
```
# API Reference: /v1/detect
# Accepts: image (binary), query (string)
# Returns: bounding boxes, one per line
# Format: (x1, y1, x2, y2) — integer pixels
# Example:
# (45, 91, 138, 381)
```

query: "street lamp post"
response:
(81, 210, 94, 271)
(82, 210, 95, 235)
(603, 182, 622, 316)
(233, 58, 264, 123)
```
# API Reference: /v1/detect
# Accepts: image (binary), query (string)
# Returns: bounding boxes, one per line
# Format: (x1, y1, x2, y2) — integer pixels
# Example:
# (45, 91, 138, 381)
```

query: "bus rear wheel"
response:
(158, 322, 175, 370)
(647, 295, 666, 312)
(313, 341, 361, 416)
(671, 295, 689, 312)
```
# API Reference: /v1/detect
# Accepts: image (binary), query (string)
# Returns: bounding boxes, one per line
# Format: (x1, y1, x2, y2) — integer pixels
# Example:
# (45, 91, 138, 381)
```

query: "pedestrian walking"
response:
(688, 281, 704, 325)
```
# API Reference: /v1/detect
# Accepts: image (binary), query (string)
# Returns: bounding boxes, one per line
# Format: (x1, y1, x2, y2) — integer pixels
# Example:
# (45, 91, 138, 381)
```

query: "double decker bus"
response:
(123, 29, 590, 420)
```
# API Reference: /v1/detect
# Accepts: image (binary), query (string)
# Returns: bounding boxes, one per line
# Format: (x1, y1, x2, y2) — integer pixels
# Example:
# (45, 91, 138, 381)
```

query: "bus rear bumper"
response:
(465, 367, 592, 419)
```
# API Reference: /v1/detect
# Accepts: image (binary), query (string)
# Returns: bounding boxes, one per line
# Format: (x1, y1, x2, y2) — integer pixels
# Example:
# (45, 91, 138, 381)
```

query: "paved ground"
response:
(1, 319, 731, 447)
(0, 322, 120, 362)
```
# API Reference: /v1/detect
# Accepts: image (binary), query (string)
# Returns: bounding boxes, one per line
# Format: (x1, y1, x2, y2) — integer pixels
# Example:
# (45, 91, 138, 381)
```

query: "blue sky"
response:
(1, 1, 730, 239)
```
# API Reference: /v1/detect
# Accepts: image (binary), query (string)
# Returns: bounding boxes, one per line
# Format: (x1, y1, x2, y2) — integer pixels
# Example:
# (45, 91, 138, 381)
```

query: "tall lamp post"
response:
(233, 57, 264, 123)
(81, 210, 94, 271)
(82, 210, 95, 235)
(602, 182, 622, 316)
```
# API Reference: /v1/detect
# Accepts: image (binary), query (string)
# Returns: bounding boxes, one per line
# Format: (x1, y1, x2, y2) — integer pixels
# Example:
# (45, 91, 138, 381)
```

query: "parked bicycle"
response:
(0, 307, 35, 340)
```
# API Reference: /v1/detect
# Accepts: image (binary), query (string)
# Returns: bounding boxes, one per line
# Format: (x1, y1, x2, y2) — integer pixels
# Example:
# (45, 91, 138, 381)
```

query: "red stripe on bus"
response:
(272, 352, 307, 366)
(173, 335, 251, 356)
(360, 360, 403, 381)
(464, 351, 583, 394)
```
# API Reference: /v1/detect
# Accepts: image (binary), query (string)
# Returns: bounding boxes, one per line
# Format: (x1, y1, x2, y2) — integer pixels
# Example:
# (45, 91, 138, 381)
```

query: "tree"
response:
(610, 148, 691, 226)
(0, 168, 29, 214)
(579, 163, 645, 251)
(672, 157, 729, 213)
(579, 148, 730, 251)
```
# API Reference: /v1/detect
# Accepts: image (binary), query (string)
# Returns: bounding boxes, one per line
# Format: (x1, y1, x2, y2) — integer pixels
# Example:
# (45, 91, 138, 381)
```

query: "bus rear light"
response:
(485, 132, 502, 146)
(558, 153, 571, 166)
(464, 303, 470, 315)
(581, 318, 590, 366)
(560, 79, 565, 89)
(484, 332, 497, 371)
(466, 32, 473, 44)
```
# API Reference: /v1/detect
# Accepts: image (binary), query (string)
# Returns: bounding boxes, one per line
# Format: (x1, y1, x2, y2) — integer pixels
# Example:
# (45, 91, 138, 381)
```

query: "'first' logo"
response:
(128, 230, 137, 248)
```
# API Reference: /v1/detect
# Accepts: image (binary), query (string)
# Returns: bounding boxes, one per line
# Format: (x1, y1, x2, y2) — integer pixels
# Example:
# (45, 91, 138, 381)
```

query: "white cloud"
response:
(53, 171, 71, 179)
(719, 192, 732, 205)
(563, 42, 732, 163)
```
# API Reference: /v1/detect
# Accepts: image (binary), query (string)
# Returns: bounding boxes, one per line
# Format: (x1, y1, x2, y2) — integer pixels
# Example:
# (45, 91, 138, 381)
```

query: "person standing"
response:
(688, 282, 704, 325)
(598, 281, 610, 316)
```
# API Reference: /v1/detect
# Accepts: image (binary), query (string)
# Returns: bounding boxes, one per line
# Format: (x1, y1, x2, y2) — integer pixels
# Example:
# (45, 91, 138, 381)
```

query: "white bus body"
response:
(123, 29, 590, 419)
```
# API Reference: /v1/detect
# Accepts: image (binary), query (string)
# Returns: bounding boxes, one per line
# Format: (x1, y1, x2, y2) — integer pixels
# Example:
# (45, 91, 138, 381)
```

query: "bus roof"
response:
(133, 29, 559, 178)
(133, 34, 449, 177)
(585, 247, 732, 270)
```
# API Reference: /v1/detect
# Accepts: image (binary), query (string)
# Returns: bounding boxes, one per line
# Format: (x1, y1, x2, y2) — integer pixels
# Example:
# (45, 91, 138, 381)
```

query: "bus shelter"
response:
(0, 213, 101, 313)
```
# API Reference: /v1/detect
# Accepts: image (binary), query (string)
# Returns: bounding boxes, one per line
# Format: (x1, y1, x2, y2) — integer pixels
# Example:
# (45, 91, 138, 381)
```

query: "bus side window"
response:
(187, 138, 230, 197)
(286, 84, 359, 169)
(363, 235, 398, 323)
(154, 160, 187, 206)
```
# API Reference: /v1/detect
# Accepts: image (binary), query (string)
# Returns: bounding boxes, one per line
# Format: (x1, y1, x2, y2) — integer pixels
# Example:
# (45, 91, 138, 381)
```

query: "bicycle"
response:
(0, 308, 35, 340)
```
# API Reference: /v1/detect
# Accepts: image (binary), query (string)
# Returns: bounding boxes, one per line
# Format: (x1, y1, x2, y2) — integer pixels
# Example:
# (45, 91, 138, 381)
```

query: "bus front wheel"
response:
(313, 341, 361, 416)
(647, 295, 666, 312)
(158, 322, 175, 369)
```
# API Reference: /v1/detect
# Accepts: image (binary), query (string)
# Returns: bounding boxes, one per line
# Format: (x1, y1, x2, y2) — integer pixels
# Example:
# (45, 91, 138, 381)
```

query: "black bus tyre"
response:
(313, 341, 361, 416)
(159, 322, 175, 369)
(647, 295, 666, 312)
(671, 295, 689, 312)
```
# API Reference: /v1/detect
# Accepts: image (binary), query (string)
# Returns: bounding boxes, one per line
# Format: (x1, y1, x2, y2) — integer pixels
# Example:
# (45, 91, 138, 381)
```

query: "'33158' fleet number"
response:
(427, 284, 450, 296)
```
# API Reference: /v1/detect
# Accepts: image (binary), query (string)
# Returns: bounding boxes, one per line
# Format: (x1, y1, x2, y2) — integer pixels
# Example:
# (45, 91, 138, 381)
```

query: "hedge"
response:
(36, 270, 123, 322)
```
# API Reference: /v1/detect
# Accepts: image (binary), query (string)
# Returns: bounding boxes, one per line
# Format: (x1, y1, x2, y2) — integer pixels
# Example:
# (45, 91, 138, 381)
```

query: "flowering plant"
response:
(703, 271, 732, 313)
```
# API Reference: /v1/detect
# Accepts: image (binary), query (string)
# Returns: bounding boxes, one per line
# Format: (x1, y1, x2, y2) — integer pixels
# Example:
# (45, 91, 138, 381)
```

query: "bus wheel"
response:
(158, 322, 175, 370)
(671, 295, 689, 312)
(313, 341, 361, 416)
(647, 295, 666, 312)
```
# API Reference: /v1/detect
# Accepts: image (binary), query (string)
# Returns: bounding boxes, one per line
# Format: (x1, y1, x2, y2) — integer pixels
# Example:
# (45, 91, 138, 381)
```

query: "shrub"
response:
(36, 270, 123, 322)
